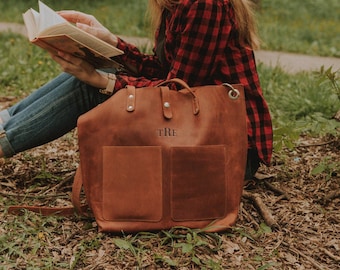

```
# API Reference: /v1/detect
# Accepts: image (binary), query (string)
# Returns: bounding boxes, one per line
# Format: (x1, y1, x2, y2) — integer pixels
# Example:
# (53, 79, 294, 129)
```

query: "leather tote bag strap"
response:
(8, 166, 89, 216)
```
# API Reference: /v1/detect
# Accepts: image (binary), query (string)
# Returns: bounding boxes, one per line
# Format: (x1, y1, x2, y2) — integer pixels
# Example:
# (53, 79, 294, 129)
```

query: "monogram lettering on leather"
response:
(157, 127, 177, 137)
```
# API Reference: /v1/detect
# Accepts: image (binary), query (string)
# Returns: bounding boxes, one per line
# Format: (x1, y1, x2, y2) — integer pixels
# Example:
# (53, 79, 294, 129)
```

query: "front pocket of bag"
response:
(170, 145, 227, 221)
(102, 146, 163, 222)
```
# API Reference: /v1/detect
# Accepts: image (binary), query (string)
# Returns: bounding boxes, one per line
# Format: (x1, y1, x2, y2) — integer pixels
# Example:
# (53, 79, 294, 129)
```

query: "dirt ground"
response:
(0, 121, 339, 269)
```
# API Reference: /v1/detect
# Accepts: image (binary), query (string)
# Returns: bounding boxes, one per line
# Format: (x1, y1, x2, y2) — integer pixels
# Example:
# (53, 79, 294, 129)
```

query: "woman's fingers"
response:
(75, 22, 99, 36)
(50, 51, 83, 73)
(57, 11, 113, 42)
(49, 51, 106, 89)
(58, 10, 99, 27)
(57, 51, 81, 65)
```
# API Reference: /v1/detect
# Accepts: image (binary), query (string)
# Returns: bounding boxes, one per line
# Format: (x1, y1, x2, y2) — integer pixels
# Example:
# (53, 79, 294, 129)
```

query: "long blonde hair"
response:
(148, 0, 260, 49)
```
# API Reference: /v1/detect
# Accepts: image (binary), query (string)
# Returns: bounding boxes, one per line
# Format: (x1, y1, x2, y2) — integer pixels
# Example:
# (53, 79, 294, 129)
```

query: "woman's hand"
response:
(57, 10, 118, 46)
(50, 51, 108, 89)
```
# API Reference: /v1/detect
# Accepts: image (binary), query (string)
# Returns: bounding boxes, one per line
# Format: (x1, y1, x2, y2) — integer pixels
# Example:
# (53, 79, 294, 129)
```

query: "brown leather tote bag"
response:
(73, 78, 247, 233)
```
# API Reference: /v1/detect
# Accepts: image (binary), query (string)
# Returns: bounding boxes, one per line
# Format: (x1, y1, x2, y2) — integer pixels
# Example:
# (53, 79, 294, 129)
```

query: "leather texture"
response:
(75, 79, 247, 232)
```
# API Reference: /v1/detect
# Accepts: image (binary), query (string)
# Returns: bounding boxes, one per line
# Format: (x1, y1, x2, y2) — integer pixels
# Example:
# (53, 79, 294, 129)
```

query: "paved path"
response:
(1, 22, 339, 74)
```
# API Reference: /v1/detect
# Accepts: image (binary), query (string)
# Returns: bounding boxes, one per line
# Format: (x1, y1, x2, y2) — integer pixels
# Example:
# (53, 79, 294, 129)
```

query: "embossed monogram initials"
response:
(157, 127, 177, 137)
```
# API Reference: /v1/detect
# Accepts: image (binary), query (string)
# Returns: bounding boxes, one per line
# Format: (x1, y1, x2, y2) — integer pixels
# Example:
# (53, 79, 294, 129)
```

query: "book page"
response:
(32, 8, 40, 26)
(22, 8, 40, 41)
(36, 1, 122, 58)
(38, 1, 66, 33)
(39, 23, 122, 58)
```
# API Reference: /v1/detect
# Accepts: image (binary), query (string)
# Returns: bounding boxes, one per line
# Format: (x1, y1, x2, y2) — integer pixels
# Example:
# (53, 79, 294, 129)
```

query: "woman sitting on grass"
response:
(0, 0, 272, 179)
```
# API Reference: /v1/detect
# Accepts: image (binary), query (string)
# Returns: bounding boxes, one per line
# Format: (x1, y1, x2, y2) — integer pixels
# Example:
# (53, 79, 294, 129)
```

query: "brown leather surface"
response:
(75, 79, 247, 232)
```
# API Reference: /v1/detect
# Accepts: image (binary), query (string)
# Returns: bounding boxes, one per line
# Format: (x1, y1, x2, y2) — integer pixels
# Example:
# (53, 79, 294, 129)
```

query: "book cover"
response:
(23, 1, 124, 69)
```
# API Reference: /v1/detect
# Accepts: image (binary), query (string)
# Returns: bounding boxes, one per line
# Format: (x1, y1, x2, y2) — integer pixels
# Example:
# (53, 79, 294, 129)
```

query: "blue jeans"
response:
(0, 72, 109, 157)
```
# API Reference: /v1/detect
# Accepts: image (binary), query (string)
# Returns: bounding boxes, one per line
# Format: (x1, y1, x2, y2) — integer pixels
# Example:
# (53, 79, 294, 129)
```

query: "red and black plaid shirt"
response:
(113, 0, 272, 165)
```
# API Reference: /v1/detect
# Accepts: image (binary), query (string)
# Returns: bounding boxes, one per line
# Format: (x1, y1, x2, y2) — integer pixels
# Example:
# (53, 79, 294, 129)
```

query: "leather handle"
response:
(156, 78, 200, 115)
(7, 168, 90, 217)
(8, 205, 77, 216)
(157, 78, 191, 90)
(72, 166, 91, 217)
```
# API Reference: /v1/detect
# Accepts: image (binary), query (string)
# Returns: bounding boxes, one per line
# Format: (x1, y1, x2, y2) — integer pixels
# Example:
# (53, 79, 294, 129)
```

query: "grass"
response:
(0, 0, 339, 269)
(258, 64, 340, 150)
(257, 0, 340, 57)
(0, 33, 58, 98)
(0, 207, 280, 269)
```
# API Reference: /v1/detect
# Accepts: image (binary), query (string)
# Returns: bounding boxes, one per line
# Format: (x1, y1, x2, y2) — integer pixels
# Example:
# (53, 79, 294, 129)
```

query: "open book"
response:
(23, 1, 124, 69)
